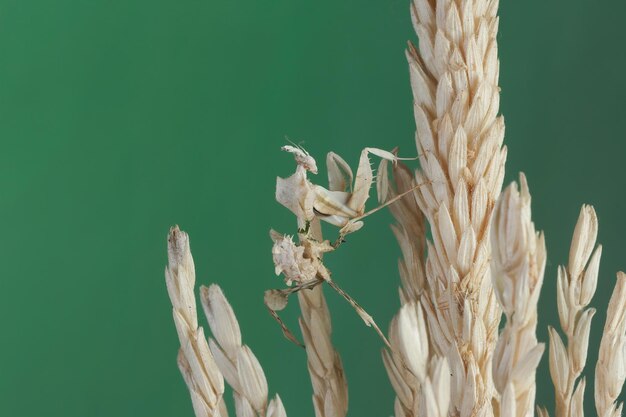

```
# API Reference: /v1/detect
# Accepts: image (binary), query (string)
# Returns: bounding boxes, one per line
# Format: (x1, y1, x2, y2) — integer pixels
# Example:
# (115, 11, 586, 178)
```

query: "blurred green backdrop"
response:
(0, 0, 625, 416)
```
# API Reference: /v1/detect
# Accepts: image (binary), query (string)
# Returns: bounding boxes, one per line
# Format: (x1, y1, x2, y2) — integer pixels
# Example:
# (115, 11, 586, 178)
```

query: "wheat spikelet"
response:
(201, 284, 287, 417)
(385, 302, 451, 417)
(595, 271, 626, 417)
(407, 0, 506, 414)
(165, 226, 228, 417)
(491, 174, 546, 417)
(549, 205, 601, 417)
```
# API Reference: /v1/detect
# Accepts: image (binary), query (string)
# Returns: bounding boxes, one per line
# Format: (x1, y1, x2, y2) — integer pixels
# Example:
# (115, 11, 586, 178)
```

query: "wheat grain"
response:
(407, 0, 506, 414)
(384, 302, 451, 417)
(491, 174, 546, 417)
(549, 205, 601, 417)
(165, 226, 227, 417)
(595, 271, 626, 417)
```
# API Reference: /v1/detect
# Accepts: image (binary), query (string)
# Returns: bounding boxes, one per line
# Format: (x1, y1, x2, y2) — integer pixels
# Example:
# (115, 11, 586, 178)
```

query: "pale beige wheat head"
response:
(165, 226, 228, 417)
(491, 174, 546, 417)
(549, 205, 601, 417)
(595, 271, 626, 417)
(407, 0, 506, 415)
(385, 302, 450, 417)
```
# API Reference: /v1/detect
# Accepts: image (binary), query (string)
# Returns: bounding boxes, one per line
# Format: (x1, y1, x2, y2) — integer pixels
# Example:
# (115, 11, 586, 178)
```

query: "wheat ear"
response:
(165, 226, 228, 417)
(549, 205, 601, 417)
(296, 218, 348, 417)
(407, 0, 506, 414)
(595, 271, 626, 417)
(202, 284, 287, 417)
(491, 174, 546, 417)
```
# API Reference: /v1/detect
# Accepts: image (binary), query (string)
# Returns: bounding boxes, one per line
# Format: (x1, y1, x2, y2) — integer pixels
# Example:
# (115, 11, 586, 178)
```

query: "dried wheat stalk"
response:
(407, 0, 506, 415)
(595, 271, 626, 417)
(549, 205, 601, 417)
(166, 226, 228, 417)
(491, 174, 546, 417)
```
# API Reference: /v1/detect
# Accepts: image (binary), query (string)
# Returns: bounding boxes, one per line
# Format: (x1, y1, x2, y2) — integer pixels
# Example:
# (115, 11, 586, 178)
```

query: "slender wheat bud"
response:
(201, 284, 287, 417)
(595, 271, 626, 417)
(165, 226, 227, 417)
(491, 174, 546, 417)
(407, 0, 506, 414)
(549, 205, 601, 417)
(297, 218, 348, 417)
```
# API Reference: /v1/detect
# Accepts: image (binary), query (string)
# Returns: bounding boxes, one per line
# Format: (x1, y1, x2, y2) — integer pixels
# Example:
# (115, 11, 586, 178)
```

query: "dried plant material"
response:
(397, 303, 429, 382)
(537, 406, 551, 417)
(595, 272, 626, 417)
(378, 157, 427, 303)
(267, 395, 287, 417)
(406, 0, 506, 414)
(420, 357, 451, 417)
(491, 174, 546, 417)
(201, 284, 287, 417)
(165, 226, 227, 417)
(549, 205, 601, 417)
(384, 302, 451, 417)
(379, 157, 432, 416)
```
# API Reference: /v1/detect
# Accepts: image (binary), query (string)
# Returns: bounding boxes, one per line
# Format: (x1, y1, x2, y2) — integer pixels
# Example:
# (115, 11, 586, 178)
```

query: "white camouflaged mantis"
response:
(267, 145, 425, 347)
(276, 145, 410, 237)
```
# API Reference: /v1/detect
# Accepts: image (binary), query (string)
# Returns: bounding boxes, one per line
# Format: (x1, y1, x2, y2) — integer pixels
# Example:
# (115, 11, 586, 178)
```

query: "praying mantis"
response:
(267, 145, 426, 347)
(276, 145, 403, 237)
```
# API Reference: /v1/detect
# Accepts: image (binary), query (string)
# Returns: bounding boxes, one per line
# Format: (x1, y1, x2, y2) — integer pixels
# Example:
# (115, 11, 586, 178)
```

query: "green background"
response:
(0, 0, 624, 416)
